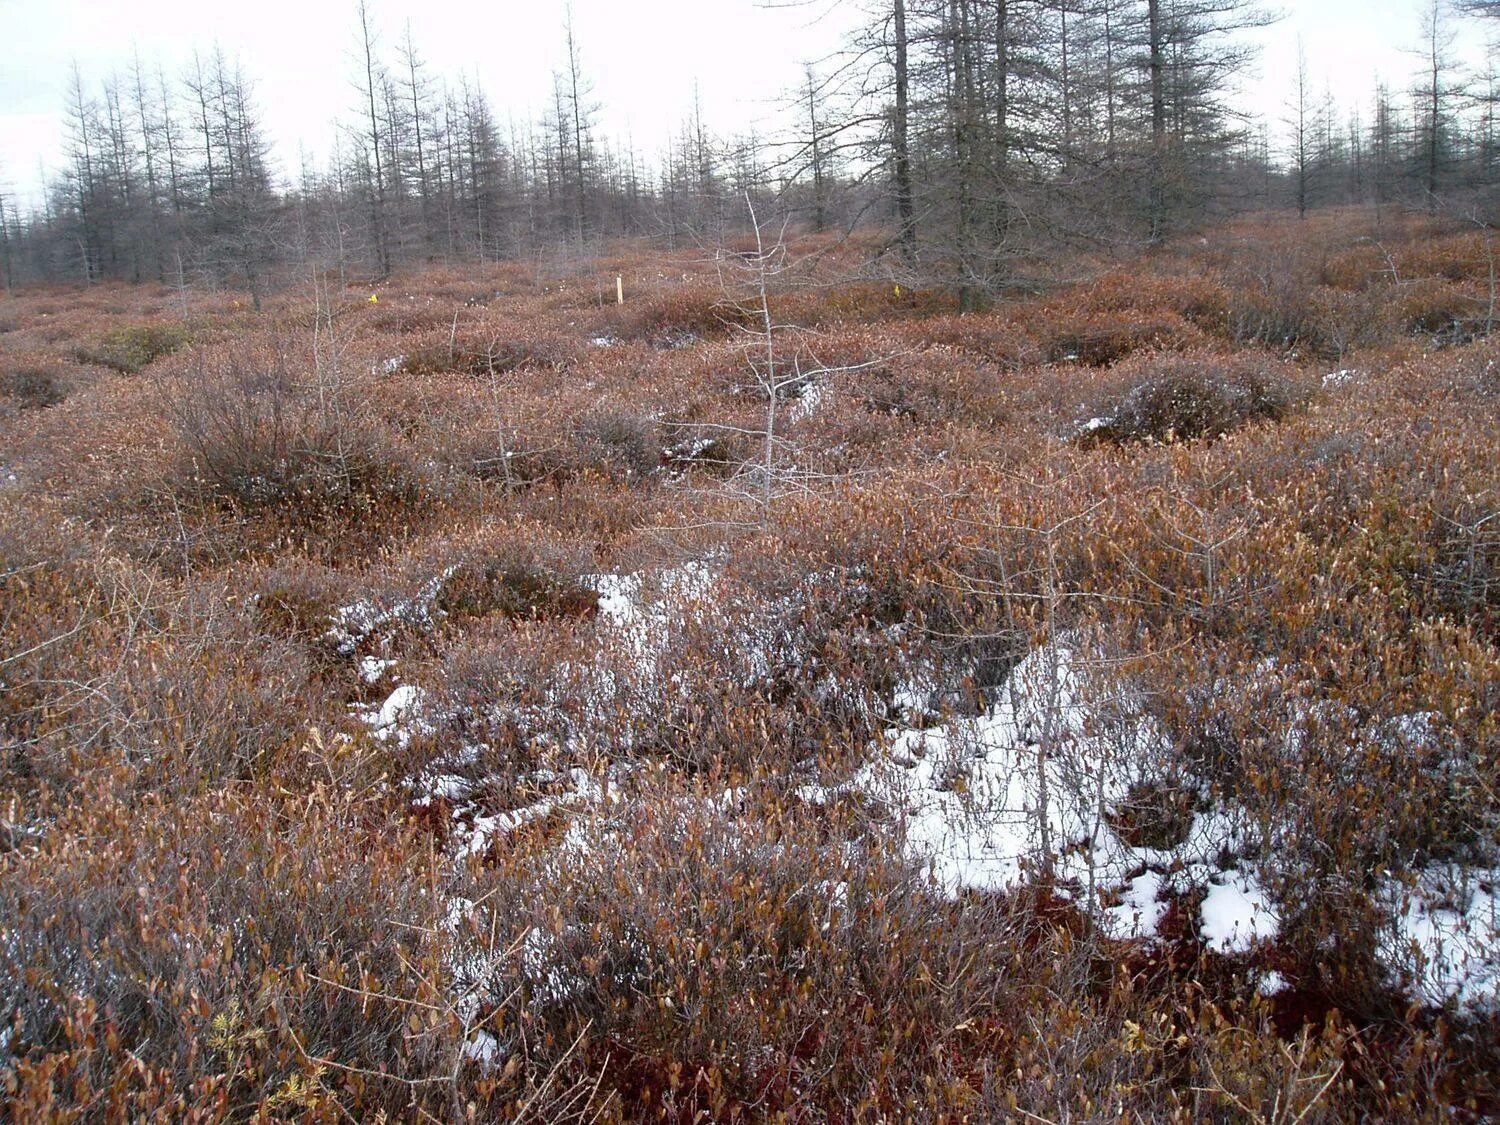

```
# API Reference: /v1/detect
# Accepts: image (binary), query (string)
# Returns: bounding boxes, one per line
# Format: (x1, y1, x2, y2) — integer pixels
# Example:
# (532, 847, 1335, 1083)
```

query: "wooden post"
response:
(616, 275, 624, 305)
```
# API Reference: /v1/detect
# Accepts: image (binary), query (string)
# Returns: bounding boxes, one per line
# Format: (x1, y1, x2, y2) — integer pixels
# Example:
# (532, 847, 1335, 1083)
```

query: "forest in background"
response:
(1, 0, 1499, 304)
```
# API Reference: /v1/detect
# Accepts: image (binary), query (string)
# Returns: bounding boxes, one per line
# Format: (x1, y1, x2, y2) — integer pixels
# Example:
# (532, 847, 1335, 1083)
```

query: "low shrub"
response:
(452, 793, 1052, 1118)
(853, 350, 1009, 426)
(1227, 274, 1341, 358)
(572, 410, 662, 479)
(1038, 310, 1210, 367)
(607, 286, 761, 345)
(916, 315, 1039, 368)
(0, 364, 68, 410)
(1399, 230, 1499, 284)
(798, 281, 959, 323)
(1079, 353, 1297, 445)
(1079, 271, 1233, 334)
(4, 217, 1498, 1120)
(1394, 278, 1486, 342)
(190, 422, 426, 521)
(366, 300, 456, 335)
(659, 432, 743, 476)
(399, 334, 576, 377)
(171, 349, 433, 530)
(249, 560, 353, 646)
(74, 322, 190, 373)
(0, 790, 446, 1120)
(437, 556, 598, 624)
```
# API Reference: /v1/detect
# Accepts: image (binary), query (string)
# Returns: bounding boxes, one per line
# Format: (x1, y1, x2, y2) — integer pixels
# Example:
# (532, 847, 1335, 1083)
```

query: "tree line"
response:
(823, 0, 1498, 305)
(0, 0, 1497, 300)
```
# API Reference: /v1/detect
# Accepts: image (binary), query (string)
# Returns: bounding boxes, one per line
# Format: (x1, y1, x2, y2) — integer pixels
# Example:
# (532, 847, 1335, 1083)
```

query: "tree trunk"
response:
(893, 0, 917, 264)
(359, 1, 391, 276)
(994, 0, 1010, 243)
(1147, 0, 1167, 242)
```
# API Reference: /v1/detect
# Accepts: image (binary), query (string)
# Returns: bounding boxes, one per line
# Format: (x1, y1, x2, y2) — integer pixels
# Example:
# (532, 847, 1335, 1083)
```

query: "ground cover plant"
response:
(0, 207, 1497, 1121)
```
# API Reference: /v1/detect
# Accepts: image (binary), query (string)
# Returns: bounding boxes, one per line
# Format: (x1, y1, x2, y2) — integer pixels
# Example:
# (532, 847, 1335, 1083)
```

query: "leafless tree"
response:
(356, 0, 392, 277)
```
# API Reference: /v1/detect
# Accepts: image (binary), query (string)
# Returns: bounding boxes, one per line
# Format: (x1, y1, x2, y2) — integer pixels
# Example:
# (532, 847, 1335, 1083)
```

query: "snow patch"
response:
(326, 567, 454, 657)
(358, 655, 395, 684)
(1107, 870, 1171, 940)
(1381, 864, 1500, 1011)
(463, 1031, 502, 1070)
(360, 684, 429, 747)
(789, 381, 828, 423)
(1200, 871, 1279, 953)
(858, 642, 1276, 944)
(1257, 970, 1290, 997)
(860, 644, 1195, 936)
(1076, 415, 1114, 440)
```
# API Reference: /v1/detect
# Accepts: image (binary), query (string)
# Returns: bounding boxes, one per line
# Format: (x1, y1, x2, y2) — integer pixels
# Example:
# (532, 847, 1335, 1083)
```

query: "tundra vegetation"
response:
(0, 205, 1496, 1120)
(0, 2, 1498, 1118)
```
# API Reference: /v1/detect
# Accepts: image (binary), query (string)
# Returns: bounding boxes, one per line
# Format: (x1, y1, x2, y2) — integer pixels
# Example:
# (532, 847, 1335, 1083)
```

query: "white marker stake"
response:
(616, 275, 624, 305)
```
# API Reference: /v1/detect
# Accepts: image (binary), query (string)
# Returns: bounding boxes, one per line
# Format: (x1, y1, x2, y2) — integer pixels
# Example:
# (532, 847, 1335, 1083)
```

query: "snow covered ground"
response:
(819, 644, 1280, 951)
(842, 642, 1499, 1011)
(349, 566, 1499, 1017)
(1381, 864, 1500, 1010)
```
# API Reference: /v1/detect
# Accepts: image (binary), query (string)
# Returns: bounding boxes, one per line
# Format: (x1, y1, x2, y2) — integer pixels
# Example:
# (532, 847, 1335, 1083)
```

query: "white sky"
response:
(0, 0, 1493, 210)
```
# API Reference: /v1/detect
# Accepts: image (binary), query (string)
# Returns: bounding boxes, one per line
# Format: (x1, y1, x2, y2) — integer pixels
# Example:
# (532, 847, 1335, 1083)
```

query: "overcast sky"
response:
(0, 0, 1492, 210)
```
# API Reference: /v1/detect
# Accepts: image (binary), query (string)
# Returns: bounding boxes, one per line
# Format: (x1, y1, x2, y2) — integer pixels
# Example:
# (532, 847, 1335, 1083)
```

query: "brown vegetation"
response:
(0, 208, 1497, 1120)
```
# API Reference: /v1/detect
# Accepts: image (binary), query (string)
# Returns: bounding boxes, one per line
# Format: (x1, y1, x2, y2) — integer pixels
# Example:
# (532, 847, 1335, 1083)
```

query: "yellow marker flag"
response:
(369, 294, 379, 304)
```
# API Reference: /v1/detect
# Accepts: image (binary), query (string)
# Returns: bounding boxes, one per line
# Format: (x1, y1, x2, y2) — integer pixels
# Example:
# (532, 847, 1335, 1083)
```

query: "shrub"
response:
(252, 564, 346, 639)
(465, 439, 565, 488)
(1078, 271, 1233, 333)
(852, 350, 1010, 426)
(607, 286, 761, 345)
(916, 315, 1039, 368)
(659, 432, 743, 476)
(0, 790, 447, 1120)
(1227, 273, 1340, 358)
(437, 557, 598, 624)
(74, 322, 190, 373)
(4, 219, 1498, 1120)
(0, 527, 317, 794)
(1394, 278, 1485, 343)
(399, 335, 576, 377)
(572, 410, 662, 479)
(457, 794, 1046, 1117)
(1078, 353, 1297, 445)
(366, 300, 455, 335)
(1399, 230, 1498, 284)
(0, 365, 67, 410)
(801, 281, 959, 323)
(170, 349, 433, 530)
(1037, 310, 1208, 367)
